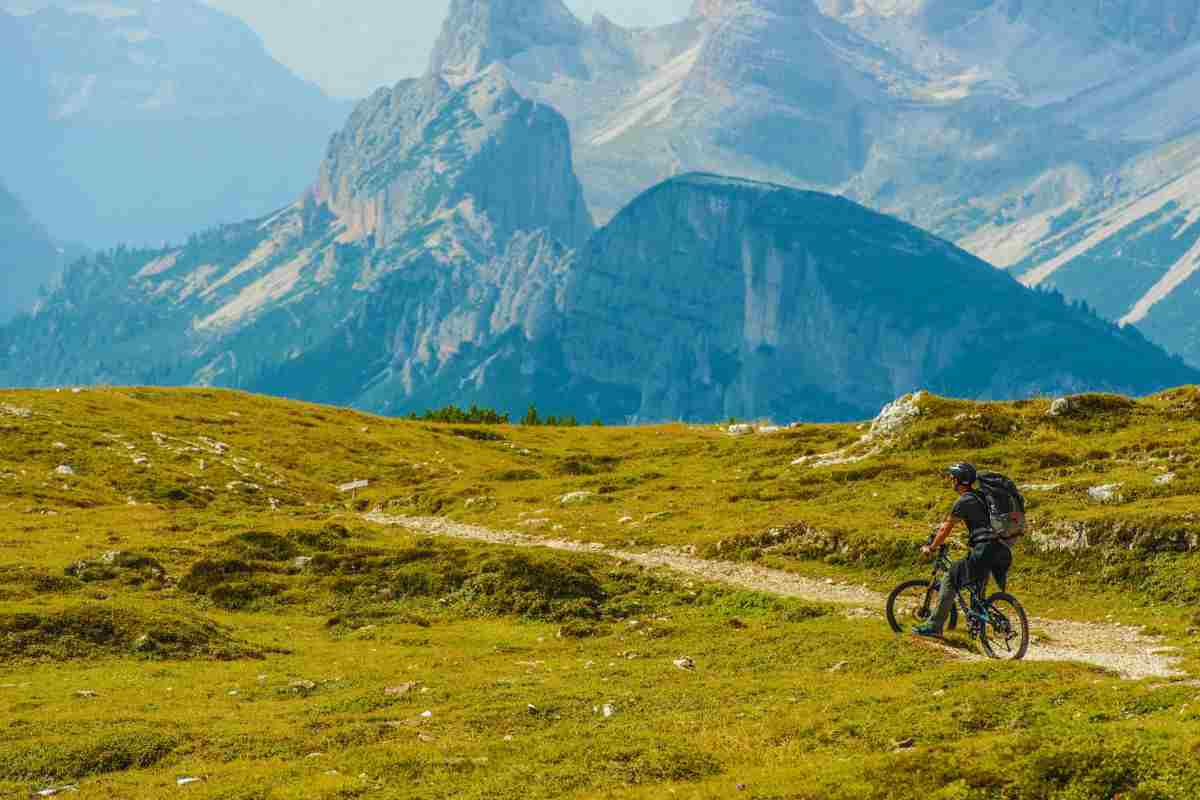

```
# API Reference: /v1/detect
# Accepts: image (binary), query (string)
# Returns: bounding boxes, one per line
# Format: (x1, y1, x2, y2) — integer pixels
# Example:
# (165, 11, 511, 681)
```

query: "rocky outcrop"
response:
(316, 68, 592, 251)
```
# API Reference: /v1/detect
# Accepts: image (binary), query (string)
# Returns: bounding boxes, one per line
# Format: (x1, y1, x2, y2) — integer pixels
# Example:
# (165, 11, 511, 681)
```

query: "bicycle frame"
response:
(929, 545, 993, 636)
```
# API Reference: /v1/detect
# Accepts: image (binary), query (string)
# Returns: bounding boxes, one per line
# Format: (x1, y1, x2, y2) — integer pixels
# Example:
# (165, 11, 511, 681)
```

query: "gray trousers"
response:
(928, 541, 1013, 632)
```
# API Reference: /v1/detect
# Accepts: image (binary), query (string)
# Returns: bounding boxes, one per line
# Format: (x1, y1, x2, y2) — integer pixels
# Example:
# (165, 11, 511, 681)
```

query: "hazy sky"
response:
(203, 1, 695, 98)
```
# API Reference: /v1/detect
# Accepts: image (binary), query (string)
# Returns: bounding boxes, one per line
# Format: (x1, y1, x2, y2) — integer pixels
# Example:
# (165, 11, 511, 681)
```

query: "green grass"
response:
(2, 387, 1200, 797)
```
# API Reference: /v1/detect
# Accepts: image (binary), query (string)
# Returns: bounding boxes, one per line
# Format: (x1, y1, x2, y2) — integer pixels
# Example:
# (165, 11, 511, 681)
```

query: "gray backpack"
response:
(978, 471, 1026, 542)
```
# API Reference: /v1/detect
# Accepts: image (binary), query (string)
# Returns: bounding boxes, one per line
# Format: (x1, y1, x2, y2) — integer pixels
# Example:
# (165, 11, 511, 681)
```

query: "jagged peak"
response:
(428, 0, 584, 83)
(691, 0, 803, 18)
(691, 0, 738, 18)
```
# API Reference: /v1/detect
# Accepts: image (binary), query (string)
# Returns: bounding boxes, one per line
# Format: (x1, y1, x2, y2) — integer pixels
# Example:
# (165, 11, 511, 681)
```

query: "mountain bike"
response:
(885, 536, 1029, 660)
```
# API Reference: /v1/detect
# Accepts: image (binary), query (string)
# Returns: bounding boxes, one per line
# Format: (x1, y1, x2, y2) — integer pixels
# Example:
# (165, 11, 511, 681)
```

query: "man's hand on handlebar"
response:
(921, 534, 940, 561)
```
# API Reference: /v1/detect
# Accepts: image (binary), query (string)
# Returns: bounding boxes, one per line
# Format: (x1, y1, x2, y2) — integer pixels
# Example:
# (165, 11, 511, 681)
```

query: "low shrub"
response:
(0, 603, 260, 662)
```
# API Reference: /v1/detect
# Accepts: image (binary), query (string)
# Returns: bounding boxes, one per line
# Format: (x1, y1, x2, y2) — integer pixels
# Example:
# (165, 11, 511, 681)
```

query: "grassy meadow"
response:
(2, 386, 1200, 798)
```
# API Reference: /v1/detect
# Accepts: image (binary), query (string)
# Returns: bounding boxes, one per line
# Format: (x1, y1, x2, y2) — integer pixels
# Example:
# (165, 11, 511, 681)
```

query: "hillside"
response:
(1, 386, 1199, 798)
(385, 174, 1200, 422)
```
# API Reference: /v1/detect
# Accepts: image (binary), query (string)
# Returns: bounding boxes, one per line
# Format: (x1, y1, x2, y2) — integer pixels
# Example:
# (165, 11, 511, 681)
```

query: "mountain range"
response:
(2, 50, 1193, 421)
(423, 0, 1200, 368)
(0, 0, 349, 254)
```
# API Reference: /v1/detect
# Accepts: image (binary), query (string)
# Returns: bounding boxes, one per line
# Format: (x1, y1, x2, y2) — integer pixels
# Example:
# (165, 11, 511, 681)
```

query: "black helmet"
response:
(945, 462, 977, 486)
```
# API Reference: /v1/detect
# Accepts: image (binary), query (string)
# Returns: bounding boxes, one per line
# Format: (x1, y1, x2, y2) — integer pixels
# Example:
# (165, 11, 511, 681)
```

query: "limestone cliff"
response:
(438, 175, 1197, 422)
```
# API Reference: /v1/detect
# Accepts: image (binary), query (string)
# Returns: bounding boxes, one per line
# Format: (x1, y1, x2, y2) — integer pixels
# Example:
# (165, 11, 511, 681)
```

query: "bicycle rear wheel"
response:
(886, 580, 957, 633)
(979, 592, 1029, 660)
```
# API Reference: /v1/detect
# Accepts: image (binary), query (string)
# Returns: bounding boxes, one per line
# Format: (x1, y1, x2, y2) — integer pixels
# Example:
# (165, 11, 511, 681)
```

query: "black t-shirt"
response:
(951, 491, 995, 544)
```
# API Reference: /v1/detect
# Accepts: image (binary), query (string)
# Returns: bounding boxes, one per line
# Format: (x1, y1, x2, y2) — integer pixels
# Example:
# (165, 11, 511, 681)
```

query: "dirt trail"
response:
(364, 512, 1186, 681)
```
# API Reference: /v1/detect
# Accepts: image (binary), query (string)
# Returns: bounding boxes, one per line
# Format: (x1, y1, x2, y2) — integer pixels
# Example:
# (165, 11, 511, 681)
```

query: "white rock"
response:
(176, 777, 201, 786)
(618, 516, 634, 524)
(54, 465, 75, 476)
(867, 391, 925, 438)
(1, 403, 32, 418)
(758, 425, 783, 434)
(1047, 397, 1073, 417)
(602, 703, 615, 718)
(292, 556, 313, 570)
(727, 423, 754, 436)
(1088, 484, 1124, 503)
(673, 656, 696, 671)
(52, 442, 67, 449)
(464, 496, 495, 509)
(559, 491, 594, 506)
(420, 710, 433, 718)
(1154, 473, 1177, 486)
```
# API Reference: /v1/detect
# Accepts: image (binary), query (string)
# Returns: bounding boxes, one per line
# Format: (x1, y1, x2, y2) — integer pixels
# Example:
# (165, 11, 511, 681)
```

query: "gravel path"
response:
(365, 512, 1185, 681)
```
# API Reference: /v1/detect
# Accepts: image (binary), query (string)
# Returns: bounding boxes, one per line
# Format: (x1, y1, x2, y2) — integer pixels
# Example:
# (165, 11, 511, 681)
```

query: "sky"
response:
(203, 1, 695, 98)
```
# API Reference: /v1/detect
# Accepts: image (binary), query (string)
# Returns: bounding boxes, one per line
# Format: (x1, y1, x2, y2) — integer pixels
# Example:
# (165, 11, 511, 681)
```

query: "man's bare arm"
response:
(924, 515, 961, 555)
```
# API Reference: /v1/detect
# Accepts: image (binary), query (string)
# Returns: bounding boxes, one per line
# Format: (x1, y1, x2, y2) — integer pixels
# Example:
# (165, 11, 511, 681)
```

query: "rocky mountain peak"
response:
(691, 0, 739, 18)
(428, 0, 584, 82)
(316, 67, 593, 252)
(691, 0, 805, 18)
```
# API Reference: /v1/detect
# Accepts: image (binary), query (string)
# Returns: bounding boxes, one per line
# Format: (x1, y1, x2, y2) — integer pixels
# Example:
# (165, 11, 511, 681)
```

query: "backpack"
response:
(977, 471, 1026, 542)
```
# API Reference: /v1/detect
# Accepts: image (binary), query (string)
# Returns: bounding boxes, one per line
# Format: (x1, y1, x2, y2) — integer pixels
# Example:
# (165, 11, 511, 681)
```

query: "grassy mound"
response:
(0, 727, 178, 784)
(0, 602, 261, 662)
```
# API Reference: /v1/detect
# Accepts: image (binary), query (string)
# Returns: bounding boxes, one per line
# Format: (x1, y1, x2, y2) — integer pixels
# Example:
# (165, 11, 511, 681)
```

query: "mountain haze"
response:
(1, 0, 349, 248)
(0, 180, 60, 323)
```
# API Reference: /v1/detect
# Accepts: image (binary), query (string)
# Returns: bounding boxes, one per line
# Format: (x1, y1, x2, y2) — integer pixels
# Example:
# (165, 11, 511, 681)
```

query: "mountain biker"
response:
(912, 462, 1013, 638)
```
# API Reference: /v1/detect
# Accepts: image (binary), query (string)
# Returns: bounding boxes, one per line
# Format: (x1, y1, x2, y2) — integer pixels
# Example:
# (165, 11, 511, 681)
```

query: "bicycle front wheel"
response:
(887, 580, 933, 633)
(886, 579, 959, 633)
(979, 592, 1029, 660)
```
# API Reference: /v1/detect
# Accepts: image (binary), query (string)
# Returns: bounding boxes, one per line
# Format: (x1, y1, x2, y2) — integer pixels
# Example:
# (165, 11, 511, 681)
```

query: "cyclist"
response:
(912, 462, 1013, 638)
